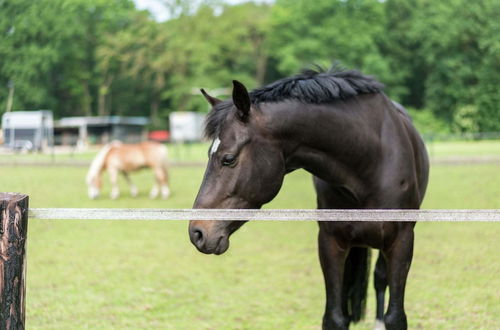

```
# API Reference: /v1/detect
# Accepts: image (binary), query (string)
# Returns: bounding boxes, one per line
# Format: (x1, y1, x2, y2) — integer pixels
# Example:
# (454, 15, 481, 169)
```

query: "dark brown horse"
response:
(189, 68, 429, 330)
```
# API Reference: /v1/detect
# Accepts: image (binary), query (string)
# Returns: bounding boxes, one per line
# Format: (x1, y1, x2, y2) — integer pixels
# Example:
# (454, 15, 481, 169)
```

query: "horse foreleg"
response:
(108, 168, 120, 199)
(382, 225, 414, 330)
(122, 172, 138, 197)
(318, 229, 349, 330)
(152, 166, 170, 199)
(374, 253, 387, 330)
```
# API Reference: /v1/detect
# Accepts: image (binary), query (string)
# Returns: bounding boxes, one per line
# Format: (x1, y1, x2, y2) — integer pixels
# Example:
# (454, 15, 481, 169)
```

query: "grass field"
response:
(425, 139, 500, 157)
(0, 142, 499, 329)
(1, 139, 500, 164)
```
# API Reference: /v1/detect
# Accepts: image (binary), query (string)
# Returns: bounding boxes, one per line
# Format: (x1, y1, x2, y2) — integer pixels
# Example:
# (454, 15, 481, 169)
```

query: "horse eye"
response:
(221, 154, 237, 166)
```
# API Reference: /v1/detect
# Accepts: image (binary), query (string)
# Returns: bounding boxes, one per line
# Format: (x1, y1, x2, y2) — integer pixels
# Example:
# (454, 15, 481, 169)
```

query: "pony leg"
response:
(374, 253, 387, 330)
(149, 184, 160, 199)
(383, 225, 414, 330)
(122, 172, 138, 197)
(160, 185, 170, 199)
(153, 166, 170, 199)
(108, 168, 120, 199)
(318, 229, 349, 330)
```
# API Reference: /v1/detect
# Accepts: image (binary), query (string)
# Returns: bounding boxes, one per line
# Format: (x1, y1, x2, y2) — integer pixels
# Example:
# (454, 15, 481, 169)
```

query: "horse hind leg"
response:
(122, 172, 138, 197)
(160, 185, 170, 199)
(374, 253, 388, 330)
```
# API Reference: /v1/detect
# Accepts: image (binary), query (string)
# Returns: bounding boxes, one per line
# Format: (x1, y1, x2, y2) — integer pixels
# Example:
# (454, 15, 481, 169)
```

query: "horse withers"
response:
(189, 68, 429, 330)
(86, 141, 170, 200)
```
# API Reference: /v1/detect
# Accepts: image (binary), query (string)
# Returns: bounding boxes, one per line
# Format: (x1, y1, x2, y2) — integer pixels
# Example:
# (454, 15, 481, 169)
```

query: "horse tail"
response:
(86, 143, 115, 185)
(343, 247, 371, 323)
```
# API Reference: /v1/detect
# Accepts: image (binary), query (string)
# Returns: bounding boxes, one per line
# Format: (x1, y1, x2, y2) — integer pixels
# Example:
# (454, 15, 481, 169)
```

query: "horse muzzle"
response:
(189, 222, 230, 255)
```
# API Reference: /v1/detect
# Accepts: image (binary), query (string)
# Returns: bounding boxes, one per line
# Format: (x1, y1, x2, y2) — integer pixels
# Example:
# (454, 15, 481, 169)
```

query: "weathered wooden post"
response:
(0, 193, 28, 330)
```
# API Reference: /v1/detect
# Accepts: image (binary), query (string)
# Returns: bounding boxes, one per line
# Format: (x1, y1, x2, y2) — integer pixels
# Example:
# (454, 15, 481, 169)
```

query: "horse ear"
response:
(200, 89, 222, 107)
(232, 80, 251, 122)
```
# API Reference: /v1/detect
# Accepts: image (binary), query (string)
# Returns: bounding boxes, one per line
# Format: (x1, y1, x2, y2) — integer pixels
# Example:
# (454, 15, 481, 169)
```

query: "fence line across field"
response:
(2, 193, 500, 328)
(29, 208, 500, 222)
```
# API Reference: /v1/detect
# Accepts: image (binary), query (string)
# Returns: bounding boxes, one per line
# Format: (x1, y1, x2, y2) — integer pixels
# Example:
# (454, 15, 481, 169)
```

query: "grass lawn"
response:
(1, 139, 499, 165)
(426, 139, 500, 158)
(0, 160, 499, 329)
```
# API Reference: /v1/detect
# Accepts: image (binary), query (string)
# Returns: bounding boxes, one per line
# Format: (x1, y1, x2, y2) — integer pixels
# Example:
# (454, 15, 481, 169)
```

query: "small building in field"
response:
(1, 110, 54, 151)
(54, 116, 149, 147)
(169, 112, 205, 143)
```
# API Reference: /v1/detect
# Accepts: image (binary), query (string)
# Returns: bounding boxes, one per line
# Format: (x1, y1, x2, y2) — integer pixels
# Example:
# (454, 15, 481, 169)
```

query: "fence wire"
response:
(29, 208, 500, 222)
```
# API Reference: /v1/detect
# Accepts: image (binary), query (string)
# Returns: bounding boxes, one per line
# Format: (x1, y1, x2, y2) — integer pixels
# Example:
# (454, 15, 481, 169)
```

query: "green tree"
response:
(0, 0, 135, 118)
(268, 0, 391, 86)
(0, 0, 75, 112)
(409, 0, 500, 130)
(155, 2, 271, 119)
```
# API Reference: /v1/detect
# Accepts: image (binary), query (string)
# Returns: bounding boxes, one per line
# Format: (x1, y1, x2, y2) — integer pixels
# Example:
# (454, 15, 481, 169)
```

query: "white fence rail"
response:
(2, 194, 498, 330)
(29, 208, 500, 222)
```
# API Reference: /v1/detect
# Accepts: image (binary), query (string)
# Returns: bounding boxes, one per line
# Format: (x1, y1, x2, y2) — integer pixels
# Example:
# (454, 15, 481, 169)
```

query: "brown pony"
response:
(86, 141, 170, 199)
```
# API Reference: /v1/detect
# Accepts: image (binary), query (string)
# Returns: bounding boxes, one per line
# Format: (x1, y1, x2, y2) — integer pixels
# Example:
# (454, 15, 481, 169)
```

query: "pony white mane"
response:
(86, 142, 121, 185)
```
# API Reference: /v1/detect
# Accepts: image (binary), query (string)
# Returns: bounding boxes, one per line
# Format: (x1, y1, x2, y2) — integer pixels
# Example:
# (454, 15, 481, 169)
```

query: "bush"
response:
(406, 108, 451, 135)
(452, 105, 480, 133)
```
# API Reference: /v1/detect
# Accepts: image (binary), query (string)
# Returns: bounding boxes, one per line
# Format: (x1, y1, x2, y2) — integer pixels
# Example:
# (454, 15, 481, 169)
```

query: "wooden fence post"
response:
(0, 193, 28, 330)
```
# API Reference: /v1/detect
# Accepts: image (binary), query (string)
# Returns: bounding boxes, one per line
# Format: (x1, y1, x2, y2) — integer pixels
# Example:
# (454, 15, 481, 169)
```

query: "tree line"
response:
(1, 0, 499, 133)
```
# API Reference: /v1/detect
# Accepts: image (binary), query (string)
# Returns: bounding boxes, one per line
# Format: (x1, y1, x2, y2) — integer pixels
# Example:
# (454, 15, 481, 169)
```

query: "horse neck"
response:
(262, 95, 387, 183)
(86, 144, 111, 184)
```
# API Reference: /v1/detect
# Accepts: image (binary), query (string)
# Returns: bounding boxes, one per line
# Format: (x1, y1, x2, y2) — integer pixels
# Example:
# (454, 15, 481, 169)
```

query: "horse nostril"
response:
(190, 227, 205, 248)
(193, 230, 203, 243)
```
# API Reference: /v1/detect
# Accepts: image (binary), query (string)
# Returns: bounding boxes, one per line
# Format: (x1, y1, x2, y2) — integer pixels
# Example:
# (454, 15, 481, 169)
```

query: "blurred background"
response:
(1, 0, 499, 148)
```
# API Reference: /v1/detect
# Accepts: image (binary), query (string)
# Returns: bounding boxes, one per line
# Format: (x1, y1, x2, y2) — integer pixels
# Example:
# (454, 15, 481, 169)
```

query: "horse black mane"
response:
(205, 68, 384, 139)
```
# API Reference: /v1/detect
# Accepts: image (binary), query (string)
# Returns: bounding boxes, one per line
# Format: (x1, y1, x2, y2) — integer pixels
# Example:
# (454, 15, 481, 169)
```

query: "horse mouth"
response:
(213, 237, 230, 255)
(193, 235, 230, 255)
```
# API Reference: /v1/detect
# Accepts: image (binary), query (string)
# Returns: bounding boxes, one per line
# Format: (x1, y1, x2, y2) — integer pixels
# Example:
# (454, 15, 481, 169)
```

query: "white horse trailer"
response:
(169, 111, 205, 143)
(1, 110, 54, 152)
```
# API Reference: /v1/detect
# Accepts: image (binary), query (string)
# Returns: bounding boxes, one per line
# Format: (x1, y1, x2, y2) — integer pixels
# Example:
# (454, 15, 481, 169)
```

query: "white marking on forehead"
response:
(210, 137, 221, 155)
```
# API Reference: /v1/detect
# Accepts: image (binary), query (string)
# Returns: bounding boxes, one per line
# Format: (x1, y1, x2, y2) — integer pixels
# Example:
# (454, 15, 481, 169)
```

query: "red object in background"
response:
(149, 130, 170, 142)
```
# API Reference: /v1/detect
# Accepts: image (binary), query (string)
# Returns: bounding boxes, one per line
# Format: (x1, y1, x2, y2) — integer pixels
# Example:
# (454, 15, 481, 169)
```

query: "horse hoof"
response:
(149, 187, 159, 199)
(161, 187, 170, 200)
(374, 319, 386, 330)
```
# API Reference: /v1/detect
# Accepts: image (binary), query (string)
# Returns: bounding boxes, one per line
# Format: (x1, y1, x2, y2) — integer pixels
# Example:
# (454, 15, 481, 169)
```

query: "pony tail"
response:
(86, 143, 114, 185)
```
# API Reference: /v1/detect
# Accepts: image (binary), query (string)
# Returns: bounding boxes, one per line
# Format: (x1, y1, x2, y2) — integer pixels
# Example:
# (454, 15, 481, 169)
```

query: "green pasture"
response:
(0, 146, 499, 329)
(2, 139, 500, 165)
(0, 142, 209, 164)
(425, 139, 500, 158)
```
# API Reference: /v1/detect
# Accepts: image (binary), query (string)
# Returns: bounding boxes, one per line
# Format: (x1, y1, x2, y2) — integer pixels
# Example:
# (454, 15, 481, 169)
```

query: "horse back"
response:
(141, 141, 168, 168)
(106, 141, 168, 171)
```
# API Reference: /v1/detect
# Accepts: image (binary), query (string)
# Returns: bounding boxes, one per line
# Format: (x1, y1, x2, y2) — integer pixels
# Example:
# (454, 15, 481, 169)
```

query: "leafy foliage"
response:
(0, 0, 498, 132)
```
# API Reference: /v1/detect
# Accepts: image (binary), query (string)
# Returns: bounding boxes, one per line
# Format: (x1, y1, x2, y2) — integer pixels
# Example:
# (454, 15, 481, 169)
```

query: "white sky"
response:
(133, 0, 170, 21)
(133, 0, 273, 22)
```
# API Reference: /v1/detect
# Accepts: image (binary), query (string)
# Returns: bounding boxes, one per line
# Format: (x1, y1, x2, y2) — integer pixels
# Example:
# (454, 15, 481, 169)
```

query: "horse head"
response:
(189, 81, 286, 255)
(86, 144, 114, 199)
(86, 173, 102, 199)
